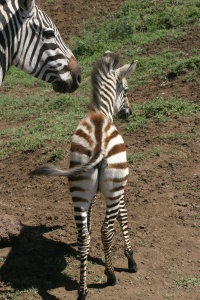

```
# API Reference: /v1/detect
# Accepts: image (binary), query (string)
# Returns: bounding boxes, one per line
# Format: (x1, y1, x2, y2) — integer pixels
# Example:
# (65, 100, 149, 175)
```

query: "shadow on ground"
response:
(0, 225, 79, 299)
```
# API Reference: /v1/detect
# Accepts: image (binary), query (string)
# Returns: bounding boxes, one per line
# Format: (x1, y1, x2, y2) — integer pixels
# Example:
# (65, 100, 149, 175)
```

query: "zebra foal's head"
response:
(0, 0, 81, 93)
(91, 51, 137, 120)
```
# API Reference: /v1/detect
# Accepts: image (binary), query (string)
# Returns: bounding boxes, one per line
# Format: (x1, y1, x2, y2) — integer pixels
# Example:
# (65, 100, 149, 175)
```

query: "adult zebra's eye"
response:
(43, 30, 55, 39)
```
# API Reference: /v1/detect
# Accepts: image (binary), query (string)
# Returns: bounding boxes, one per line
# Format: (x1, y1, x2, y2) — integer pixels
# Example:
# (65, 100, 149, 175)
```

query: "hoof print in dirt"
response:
(0, 214, 22, 246)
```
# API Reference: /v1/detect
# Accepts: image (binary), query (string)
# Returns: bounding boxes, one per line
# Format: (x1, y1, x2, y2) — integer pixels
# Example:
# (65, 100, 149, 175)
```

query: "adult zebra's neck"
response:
(0, 0, 23, 84)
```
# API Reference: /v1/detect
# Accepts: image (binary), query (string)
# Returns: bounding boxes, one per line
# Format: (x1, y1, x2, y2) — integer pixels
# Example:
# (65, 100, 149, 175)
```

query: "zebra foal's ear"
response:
(116, 60, 138, 79)
(18, 0, 35, 12)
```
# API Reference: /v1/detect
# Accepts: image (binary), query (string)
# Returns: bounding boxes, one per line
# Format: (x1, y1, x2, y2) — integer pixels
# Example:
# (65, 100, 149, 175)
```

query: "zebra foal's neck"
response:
(91, 52, 120, 120)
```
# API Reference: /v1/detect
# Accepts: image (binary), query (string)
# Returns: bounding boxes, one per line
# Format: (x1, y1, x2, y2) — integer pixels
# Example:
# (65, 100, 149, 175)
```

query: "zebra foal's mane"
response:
(91, 52, 121, 109)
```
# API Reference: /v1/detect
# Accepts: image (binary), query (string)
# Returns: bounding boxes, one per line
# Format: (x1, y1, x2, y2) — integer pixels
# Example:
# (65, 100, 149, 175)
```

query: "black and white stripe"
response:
(0, 0, 81, 93)
(30, 51, 138, 300)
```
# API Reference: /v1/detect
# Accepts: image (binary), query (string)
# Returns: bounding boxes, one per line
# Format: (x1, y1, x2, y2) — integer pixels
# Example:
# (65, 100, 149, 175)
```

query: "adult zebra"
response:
(0, 0, 81, 93)
(30, 51, 138, 300)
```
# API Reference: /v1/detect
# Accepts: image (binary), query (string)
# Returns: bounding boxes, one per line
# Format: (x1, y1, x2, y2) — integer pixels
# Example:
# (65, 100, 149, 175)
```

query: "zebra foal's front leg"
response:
(74, 207, 90, 300)
(117, 195, 138, 273)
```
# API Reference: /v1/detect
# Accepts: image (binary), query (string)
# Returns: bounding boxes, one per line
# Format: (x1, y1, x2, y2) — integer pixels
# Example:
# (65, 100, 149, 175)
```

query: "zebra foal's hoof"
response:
(105, 270, 117, 286)
(77, 290, 88, 300)
(128, 258, 138, 273)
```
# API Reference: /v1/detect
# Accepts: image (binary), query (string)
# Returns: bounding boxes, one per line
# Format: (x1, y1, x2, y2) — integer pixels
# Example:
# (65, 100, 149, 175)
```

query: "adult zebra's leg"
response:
(117, 195, 138, 273)
(101, 200, 121, 286)
(74, 206, 90, 300)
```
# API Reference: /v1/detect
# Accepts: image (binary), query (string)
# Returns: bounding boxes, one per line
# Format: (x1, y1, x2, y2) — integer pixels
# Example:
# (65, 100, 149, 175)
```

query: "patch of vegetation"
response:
(161, 132, 197, 142)
(148, 146, 161, 157)
(0, 256, 5, 263)
(94, 275, 105, 283)
(168, 55, 200, 82)
(175, 277, 200, 290)
(47, 0, 55, 4)
(3, 67, 48, 89)
(48, 149, 65, 162)
(71, 0, 200, 58)
(127, 152, 145, 164)
(0, 288, 39, 300)
(126, 97, 200, 131)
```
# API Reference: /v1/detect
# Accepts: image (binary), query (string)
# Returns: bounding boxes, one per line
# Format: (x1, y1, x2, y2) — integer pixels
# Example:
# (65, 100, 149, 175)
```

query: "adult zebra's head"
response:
(11, 0, 81, 93)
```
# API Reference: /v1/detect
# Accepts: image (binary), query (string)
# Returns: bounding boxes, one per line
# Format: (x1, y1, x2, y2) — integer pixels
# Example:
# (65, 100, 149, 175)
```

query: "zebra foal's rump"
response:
(0, 0, 81, 93)
(30, 51, 138, 300)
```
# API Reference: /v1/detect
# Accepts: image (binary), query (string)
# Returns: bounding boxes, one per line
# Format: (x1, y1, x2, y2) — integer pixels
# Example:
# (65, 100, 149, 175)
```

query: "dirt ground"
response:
(0, 1, 200, 300)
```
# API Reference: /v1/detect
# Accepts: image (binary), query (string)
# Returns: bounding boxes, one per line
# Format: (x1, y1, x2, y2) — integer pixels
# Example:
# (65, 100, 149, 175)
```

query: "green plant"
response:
(0, 256, 5, 263)
(148, 146, 161, 157)
(127, 152, 145, 164)
(126, 97, 200, 132)
(47, 0, 55, 4)
(48, 149, 65, 162)
(94, 275, 105, 283)
(175, 277, 200, 290)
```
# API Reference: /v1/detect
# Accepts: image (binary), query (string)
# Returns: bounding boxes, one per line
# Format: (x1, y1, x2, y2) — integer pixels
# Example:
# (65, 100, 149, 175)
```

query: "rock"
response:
(0, 214, 22, 246)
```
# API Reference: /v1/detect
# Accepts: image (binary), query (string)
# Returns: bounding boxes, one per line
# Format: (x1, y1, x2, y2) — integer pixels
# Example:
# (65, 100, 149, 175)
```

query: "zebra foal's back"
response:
(69, 110, 128, 191)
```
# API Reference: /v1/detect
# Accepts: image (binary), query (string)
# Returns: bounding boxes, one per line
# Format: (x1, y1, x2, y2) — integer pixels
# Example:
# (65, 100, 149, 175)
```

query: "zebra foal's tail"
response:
(29, 150, 105, 177)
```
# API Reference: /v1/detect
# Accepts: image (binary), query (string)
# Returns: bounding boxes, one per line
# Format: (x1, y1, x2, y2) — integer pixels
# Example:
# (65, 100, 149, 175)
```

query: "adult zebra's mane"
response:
(91, 52, 121, 109)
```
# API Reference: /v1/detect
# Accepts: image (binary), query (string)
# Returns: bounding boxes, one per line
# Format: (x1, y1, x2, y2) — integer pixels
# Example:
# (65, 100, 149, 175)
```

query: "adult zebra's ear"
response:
(18, 0, 35, 14)
(116, 60, 138, 79)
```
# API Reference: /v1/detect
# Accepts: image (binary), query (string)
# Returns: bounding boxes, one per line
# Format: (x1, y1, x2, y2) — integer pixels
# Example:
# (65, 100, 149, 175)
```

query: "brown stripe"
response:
(91, 114, 103, 153)
(76, 128, 93, 147)
(104, 121, 111, 134)
(105, 129, 119, 148)
(70, 186, 86, 193)
(72, 196, 88, 203)
(110, 185, 124, 192)
(107, 143, 126, 158)
(69, 175, 91, 181)
(108, 162, 128, 169)
(106, 175, 128, 183)
(70, 142, 91, 157)
(81, 120, 92, 133)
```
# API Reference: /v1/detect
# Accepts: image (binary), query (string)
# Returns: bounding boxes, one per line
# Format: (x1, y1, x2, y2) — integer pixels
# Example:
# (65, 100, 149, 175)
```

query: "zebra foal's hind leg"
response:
(70, 169, 98, 300)
(87, 196, 96, 235)
(74, 206, 90, 300)
(101, 202, 121, 286)
(117, 195, 138, 273)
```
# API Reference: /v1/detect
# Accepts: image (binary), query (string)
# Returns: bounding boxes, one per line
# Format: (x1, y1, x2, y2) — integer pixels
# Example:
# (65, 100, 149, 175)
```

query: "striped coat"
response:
(30, 51, 138, 300)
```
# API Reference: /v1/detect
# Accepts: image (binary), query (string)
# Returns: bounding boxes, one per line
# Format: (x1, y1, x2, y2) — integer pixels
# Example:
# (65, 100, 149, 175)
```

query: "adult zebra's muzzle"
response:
(53, 56, 82, 93)
(117, 107, 132, 120)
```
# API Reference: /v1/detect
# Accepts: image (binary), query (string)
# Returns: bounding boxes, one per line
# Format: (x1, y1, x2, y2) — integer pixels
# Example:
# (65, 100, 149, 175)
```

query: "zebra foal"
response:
(30, 51, 138, 300)
(0, 0, 81, 93)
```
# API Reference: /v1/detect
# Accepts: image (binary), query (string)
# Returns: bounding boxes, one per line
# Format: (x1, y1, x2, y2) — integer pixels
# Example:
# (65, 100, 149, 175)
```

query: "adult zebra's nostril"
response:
(77, 74, 82, 85)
